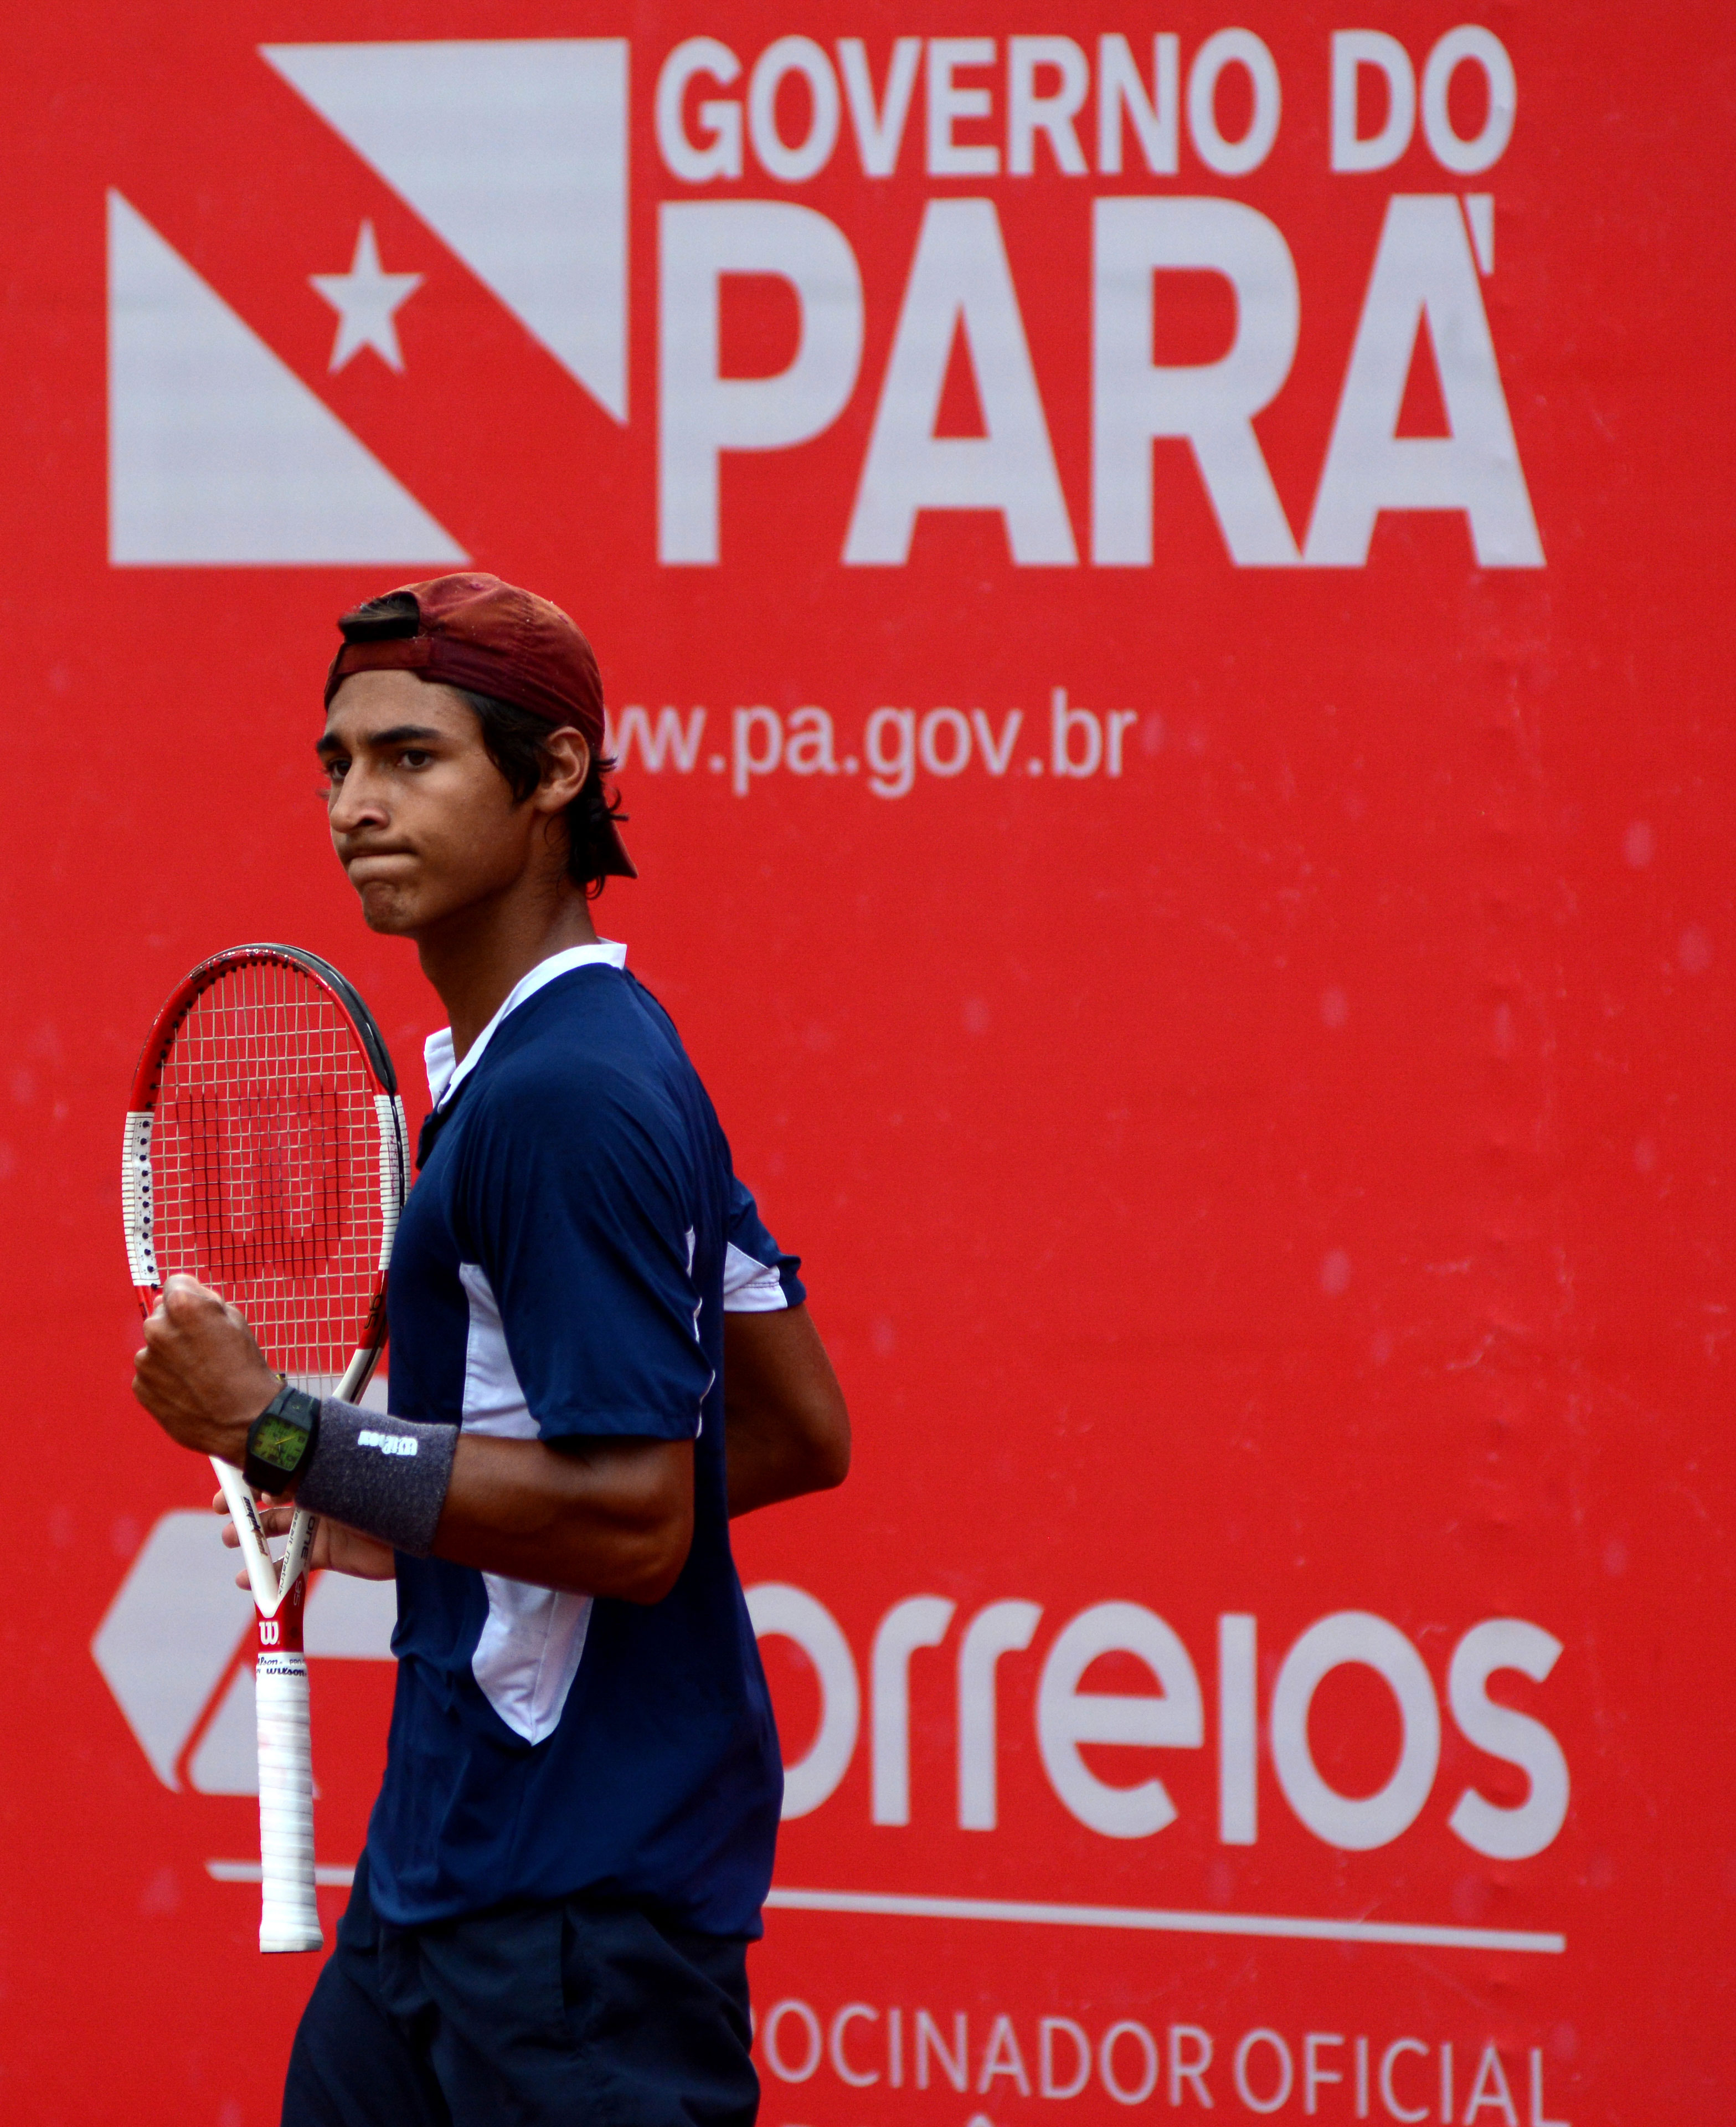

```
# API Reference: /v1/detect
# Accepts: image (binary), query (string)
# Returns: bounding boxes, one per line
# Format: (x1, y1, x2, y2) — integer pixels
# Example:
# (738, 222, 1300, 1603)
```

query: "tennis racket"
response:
(123, 944, 408, 1952)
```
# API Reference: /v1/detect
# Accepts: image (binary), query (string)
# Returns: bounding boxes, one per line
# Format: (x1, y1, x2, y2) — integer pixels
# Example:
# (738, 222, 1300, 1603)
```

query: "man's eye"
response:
(322, 760, 349, 785)
(399, 749, 434, 768)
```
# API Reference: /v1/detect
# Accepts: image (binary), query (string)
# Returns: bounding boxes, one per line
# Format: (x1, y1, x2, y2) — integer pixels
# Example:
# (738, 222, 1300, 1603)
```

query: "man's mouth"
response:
(343, 846, 416, 880)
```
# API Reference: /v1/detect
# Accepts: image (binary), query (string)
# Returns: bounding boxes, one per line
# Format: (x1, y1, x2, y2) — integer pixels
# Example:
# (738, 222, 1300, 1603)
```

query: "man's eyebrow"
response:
(315, 723, 444, 758)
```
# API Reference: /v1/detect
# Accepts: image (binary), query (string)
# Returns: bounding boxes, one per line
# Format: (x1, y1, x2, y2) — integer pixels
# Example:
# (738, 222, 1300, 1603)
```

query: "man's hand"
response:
(132, 1274, 280, 1468)
(215, 1492, 396, 1584)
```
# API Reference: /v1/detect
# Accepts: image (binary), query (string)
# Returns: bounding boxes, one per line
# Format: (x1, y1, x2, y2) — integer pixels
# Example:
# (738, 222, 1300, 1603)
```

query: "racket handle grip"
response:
(256, 1652, 323, 1954)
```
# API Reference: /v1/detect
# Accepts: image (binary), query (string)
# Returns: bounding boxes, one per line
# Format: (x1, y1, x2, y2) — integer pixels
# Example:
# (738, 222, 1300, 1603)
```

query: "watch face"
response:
(252, 1415, 311, 1473)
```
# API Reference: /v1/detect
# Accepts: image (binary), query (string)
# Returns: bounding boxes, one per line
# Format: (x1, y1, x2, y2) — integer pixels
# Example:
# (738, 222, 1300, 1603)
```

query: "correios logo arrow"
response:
(91, 1509, 396, 1794)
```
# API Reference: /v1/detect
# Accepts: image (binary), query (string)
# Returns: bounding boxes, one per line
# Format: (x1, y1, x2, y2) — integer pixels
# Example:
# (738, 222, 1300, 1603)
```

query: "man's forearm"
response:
(295, 1407, 695, 1602)
(433, 1433, 694, 1601)
(723, 1305, 851, 1518)
(725, 1410, 843, 1517)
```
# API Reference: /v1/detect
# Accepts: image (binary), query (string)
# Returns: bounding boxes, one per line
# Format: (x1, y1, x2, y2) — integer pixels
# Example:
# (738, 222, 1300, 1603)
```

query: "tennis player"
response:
(131, 572, 851, 2125)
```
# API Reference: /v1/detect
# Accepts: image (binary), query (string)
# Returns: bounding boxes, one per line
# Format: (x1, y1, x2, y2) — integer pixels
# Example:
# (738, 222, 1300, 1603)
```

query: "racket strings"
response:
(151, 958, 385, 1381)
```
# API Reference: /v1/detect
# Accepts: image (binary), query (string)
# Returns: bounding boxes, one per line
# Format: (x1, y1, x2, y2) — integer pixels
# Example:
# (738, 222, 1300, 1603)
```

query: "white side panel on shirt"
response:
(458, 1261, 593, 1744)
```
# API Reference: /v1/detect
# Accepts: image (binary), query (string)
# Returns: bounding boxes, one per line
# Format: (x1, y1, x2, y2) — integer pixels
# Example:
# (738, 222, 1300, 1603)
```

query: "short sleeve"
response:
(452, 1062, 713, 1441)
(723, 1175, 807, 1314)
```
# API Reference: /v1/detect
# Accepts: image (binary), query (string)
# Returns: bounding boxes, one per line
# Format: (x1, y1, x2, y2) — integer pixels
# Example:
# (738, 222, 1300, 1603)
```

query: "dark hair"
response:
(456, 689, 629, 900)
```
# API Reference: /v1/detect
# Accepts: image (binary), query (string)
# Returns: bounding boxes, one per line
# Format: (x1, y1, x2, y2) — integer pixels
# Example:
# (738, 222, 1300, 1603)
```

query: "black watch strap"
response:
(244, 1384, 322, 1497)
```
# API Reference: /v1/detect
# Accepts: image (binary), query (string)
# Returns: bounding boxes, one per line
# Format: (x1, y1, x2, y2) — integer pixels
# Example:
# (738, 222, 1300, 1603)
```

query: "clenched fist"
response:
(132, 1273, 279, 1467)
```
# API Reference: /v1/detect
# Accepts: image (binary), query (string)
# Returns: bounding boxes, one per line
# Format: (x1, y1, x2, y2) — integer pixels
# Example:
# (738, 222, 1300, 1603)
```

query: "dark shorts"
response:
(282, 1857, 759, 2127)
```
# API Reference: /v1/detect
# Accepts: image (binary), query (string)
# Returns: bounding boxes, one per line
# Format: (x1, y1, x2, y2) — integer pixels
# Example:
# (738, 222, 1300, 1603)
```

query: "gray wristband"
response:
(295, 1400, 459, 1558)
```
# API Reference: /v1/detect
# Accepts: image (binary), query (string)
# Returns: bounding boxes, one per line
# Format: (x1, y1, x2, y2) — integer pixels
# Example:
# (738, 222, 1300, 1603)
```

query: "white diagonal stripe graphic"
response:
(261, 40, 628, 422)
(107, 191, 467, 566)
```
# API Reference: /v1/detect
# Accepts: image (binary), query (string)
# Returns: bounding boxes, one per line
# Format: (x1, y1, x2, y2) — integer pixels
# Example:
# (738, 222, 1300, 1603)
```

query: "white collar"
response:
(424, 940, 627, 1111)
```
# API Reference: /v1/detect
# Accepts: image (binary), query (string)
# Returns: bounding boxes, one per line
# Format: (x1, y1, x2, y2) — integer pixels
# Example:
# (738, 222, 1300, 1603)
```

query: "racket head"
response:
(123, 943, 408, 1394)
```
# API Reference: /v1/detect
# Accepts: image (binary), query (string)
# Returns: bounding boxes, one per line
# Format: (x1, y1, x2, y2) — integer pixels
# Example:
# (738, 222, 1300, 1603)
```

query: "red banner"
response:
(2, 6, 1730, 2120)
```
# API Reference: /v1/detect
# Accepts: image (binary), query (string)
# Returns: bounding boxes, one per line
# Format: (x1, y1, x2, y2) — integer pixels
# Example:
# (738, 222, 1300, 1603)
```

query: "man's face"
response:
(319, 670, 546, 937)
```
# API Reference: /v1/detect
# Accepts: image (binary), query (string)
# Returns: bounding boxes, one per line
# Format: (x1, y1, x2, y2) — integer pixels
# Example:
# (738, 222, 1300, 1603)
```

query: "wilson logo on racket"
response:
(164, 1085, 351, 1282)
(124, 944, 408, 1955)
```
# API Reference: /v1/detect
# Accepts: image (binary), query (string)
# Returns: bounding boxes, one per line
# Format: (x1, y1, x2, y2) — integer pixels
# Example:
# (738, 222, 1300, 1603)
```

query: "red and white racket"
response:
(123, 945, 408, 1952)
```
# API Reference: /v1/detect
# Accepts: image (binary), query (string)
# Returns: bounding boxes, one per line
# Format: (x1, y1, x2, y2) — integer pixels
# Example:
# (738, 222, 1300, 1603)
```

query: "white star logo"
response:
(310, 220, 423, 374)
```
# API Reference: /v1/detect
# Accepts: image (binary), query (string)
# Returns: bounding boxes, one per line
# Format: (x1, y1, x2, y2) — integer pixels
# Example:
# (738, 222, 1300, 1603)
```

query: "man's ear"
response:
(532, 727, 591, 813)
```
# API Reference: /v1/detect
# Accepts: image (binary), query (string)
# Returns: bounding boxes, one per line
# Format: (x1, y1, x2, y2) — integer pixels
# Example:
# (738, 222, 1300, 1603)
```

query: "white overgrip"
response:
(213, 1457, 323, 1950)
(256, 1652, 322, 1954)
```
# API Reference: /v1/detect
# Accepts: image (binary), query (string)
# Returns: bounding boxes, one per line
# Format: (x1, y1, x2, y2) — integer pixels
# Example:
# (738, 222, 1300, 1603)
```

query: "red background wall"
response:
(1, 6, 1730, 2120)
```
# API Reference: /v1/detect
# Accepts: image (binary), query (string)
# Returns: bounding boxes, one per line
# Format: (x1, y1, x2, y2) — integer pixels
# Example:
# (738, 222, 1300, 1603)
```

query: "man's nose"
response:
(330, 769, 388, 831)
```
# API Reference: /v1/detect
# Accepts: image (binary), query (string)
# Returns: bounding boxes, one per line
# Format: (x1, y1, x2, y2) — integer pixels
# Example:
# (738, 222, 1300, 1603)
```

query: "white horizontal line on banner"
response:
(204, 1863, 1563, 1956)
(763, 1887, 1566, 1956)
(207, 1859, 355, 1888)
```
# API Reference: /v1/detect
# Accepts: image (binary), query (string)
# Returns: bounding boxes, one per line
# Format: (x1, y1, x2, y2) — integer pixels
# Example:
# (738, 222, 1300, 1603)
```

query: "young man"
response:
(131, 572, 849, 2126)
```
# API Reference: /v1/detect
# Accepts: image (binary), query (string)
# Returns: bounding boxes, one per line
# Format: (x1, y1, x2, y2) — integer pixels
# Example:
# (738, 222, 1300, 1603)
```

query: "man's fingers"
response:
(156, 1275, 261, 1352)
(217, 1502, 296, 1538)
(164, 1272, 221, 1303)
(213, 1488, 293, 1532)
(161, 1275, 229, 1327)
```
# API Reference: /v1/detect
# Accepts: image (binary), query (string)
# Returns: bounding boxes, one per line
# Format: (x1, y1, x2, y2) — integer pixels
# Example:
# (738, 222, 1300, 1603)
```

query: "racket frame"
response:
(126, 943, 408, 1953)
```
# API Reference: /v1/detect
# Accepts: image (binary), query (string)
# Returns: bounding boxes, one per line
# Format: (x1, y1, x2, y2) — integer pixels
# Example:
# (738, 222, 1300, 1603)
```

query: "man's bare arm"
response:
(436, 1434, 692, 1600)
(224, 1435, 693, 1600)
(723, 1304, 849, 1519)
(138, 1276, 693, 1602)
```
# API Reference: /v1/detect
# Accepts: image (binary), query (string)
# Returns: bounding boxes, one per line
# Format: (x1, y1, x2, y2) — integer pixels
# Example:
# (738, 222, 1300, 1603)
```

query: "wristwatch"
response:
(244, 1384, 322, 1497)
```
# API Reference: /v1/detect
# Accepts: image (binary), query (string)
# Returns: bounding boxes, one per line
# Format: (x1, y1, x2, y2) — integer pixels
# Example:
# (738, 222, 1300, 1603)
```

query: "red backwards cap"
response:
(325, 573, 605, 741)
(324, 572, 633, 878)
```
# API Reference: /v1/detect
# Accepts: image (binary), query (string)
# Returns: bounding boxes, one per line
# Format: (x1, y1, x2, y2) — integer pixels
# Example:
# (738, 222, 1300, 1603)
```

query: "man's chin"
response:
(355, 885, 419, 936)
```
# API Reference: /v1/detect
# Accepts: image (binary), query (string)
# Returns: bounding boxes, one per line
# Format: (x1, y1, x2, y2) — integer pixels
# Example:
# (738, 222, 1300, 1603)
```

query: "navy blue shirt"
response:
(367, 955, 800, 1936)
